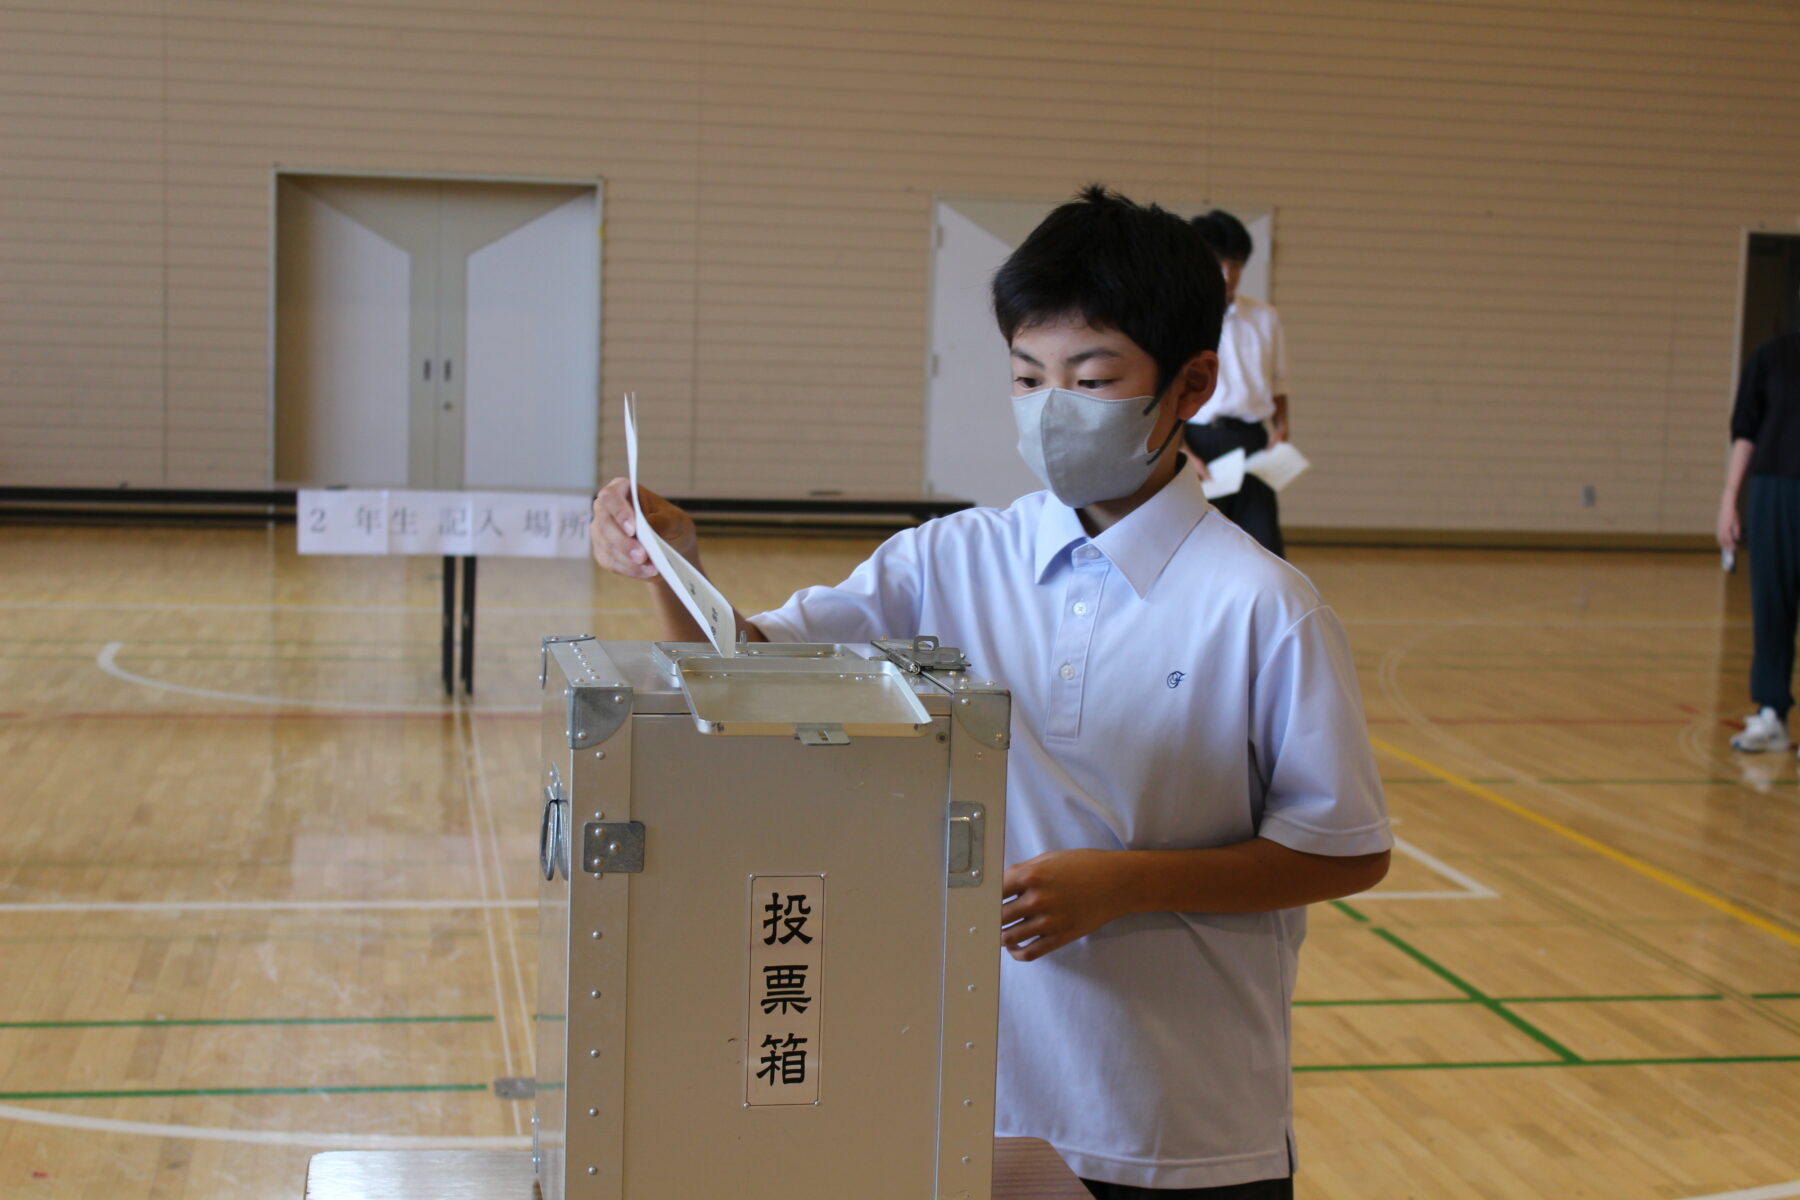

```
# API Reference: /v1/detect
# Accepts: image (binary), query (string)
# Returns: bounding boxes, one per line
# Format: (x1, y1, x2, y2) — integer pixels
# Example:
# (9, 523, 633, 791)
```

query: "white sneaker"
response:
(1730, 707, 1790, 753)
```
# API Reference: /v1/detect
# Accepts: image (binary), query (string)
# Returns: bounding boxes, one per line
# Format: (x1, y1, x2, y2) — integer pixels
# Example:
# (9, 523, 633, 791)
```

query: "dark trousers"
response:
(1183, 419, 1285, 559)
(1747, 474, 1800, 719)
(1083, 1176, 1293, 1199)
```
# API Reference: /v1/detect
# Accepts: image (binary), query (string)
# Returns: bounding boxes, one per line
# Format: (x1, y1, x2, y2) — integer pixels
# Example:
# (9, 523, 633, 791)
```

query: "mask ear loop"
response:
(1141, 396, 1183, 463)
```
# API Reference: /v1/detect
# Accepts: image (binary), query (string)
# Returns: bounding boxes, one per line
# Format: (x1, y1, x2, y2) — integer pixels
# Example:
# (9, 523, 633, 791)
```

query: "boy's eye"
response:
(1077, 379, 1116, 390)
(1013, 375, 1040, 389)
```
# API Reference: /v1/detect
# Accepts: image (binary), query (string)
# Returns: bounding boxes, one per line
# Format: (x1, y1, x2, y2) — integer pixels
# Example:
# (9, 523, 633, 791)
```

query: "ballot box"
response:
(535, 635, 1011, 1200)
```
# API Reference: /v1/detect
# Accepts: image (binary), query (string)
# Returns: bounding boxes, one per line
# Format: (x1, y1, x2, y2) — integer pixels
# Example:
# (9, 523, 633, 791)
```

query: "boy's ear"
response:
(1170, 351, 1219, 422)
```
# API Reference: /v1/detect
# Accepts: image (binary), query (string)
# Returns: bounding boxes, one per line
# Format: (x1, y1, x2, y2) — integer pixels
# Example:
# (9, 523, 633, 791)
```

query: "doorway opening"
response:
(1739, 231, 1800, 369)
(273, 172, 602, 491)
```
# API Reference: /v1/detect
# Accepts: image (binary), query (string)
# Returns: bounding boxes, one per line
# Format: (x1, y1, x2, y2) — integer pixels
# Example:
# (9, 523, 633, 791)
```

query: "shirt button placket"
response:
(1046, 549, 1103, 740)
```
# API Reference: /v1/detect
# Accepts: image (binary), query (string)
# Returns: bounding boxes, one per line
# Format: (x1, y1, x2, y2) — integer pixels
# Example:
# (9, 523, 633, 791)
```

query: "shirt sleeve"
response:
(1731, 343, 1769, 444)
(750, 525, 925, 645)
(1248, 605, 1391, 856)
(1267, 306, 1289, 397)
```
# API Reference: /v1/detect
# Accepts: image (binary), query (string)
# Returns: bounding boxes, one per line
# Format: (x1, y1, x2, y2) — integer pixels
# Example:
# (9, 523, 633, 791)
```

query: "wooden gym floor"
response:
(0, 523, 1796, 1199)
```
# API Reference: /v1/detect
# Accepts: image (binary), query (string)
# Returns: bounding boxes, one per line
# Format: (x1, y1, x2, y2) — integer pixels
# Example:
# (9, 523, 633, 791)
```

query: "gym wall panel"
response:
(0, 0, 1797, 531)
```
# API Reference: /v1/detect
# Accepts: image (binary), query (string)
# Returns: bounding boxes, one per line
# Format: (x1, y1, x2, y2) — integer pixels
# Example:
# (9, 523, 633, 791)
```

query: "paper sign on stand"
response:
(623, 394, 738, 656)
(1245, 442, 1310, 492)
(298, 490, 391, 555)
(297, 490, 593, 558)
(1200, 448, 1247, 500)
(383, 491, 468, 555)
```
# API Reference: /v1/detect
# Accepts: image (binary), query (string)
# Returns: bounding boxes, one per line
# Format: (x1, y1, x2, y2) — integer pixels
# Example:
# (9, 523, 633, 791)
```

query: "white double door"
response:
(275, 174, 600, 491)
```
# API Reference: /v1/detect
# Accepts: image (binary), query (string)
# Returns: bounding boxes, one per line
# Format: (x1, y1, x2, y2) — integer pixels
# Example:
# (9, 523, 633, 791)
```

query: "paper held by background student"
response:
(1200, 448, 1247, 500)
(1197, 442, 1309, 501)
(1245, 442, 1310, 492)
(623, 394, 738, 656)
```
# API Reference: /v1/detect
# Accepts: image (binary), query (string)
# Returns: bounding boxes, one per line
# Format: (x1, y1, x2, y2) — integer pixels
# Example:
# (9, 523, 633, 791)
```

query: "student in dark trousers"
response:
(1719, 327, 1800, 754)
(1184, 210, 1289, 558)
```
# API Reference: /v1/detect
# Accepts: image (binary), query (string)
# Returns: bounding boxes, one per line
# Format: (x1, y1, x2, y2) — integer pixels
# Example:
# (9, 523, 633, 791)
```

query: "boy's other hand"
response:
(1001, 850, 1133, 962)
(590, 477, 699, 581)
(1717, 501, 1741, 552)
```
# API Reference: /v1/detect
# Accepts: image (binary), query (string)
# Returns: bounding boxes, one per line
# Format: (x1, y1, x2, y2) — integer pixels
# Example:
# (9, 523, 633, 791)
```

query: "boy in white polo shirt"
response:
(590, 186, 1390, 1198)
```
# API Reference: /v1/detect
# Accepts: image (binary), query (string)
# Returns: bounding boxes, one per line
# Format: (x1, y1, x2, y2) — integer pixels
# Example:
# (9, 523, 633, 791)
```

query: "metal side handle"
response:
(947, 801, 985, 887)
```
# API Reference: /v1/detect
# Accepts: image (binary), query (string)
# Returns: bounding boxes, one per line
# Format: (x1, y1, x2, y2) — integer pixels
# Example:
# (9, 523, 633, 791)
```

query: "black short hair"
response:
(1190, 209, 1253, 264)
(992, 185, 1225, 394)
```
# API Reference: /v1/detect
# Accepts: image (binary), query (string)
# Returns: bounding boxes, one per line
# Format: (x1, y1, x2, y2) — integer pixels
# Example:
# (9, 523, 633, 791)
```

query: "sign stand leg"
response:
(460, 555, 477, 696)
(441, 555, 456, 697)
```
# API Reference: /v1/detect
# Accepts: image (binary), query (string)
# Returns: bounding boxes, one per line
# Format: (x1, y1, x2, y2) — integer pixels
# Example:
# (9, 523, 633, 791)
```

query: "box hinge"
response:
(540, 633, 594, 687)
(794, 723, 850, 746)
(947, 801, 986, 887)
(873, 634, 970, 675)
(583, 820, 646, 875)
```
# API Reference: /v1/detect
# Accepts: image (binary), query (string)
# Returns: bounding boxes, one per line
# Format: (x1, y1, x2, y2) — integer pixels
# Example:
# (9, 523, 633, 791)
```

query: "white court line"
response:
(1678, 1184, 1800, 1200)
(96, 642, 536, 714)
(1355, 836, 1499, 902)
(0, 898, 534, 914)
(0, 1104, 530, 1150)
(466, 709, 536, 1099)
(451, 711, 523, 1135)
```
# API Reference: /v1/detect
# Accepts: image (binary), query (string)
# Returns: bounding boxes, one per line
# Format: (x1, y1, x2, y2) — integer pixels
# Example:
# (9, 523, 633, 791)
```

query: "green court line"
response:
(1294, 994, 1726, 1009)
(1535, 779, 1747, 786)
(0, 639, 446, 648)
(1296, 1054, 1800, 1074)
(1368, 926, 1581, 1063)
(1502, 994, 1724, 1005)
(1381, 776, 1751, 786)
(1294, 998, 1470, 1008)
(0, 1083, 489, 1101)
(1329, 900, 1370, 923)
(0, 1015, 494, 1030)
(0, 653, 442, 664)
(1755, 992, 1800, 1000)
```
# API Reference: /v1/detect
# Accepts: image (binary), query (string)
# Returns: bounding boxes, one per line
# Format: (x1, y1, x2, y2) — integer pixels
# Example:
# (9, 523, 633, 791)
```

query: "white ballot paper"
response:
(623, 394, 737, 656)
(1201, 448, 1247, 500)
(1244, 442, 1310, 492)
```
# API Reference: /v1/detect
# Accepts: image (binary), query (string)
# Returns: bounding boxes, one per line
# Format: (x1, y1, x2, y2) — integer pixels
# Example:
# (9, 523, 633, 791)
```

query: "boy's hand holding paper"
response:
(587, 395, 739, 655)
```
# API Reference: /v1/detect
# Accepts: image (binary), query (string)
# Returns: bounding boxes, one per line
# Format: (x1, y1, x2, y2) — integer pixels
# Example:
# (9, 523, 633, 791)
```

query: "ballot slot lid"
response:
(651, 642, 933, 738)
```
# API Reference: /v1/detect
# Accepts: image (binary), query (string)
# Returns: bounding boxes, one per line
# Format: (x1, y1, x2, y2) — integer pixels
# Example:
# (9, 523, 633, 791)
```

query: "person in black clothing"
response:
(1184, 210, 1290, 558)
(1719, 329, 1800, 754)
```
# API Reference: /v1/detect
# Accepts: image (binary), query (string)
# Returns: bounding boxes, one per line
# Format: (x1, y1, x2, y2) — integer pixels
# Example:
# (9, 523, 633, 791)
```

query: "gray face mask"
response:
(1012, 387, 1180, 508)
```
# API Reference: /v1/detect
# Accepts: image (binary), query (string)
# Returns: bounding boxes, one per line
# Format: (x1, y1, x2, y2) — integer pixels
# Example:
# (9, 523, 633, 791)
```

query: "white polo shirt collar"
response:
(1032, 459, 1212, 599)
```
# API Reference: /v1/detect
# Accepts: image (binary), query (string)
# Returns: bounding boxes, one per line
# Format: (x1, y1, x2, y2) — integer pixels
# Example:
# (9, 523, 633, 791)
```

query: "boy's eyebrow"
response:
(1009, 347, 1124, 367)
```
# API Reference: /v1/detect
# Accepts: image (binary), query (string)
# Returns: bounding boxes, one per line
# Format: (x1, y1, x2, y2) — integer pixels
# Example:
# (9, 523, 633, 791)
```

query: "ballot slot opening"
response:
(658, 643, 934, 738)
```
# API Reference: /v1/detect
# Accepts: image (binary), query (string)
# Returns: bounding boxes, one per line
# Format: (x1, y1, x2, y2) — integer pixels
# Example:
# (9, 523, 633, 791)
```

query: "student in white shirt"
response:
(589, 186, 1390, 1198)
(1185, 210, 1290, 558)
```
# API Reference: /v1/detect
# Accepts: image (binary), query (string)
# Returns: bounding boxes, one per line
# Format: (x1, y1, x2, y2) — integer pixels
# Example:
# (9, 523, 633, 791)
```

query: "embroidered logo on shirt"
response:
(1165, 671, 1187, 689)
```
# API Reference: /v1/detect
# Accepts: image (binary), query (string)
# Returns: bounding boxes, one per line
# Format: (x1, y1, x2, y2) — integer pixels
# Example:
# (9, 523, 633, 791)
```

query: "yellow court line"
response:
(1369, 736, 1800, 951)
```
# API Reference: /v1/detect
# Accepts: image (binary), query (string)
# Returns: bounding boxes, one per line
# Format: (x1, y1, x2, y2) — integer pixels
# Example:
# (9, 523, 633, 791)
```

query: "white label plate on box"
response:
(746, 874, 825, 1106)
